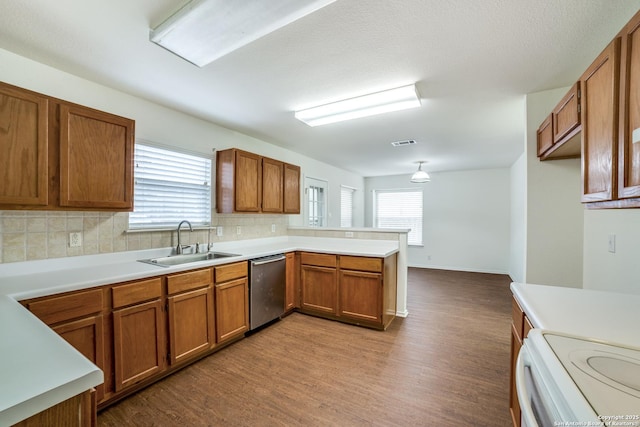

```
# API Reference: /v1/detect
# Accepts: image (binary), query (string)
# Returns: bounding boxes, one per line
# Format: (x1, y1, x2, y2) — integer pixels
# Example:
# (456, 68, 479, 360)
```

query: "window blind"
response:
(340, 186, 355, 227)
(374, 189, 423, 245)
(129, 143, 212, 229)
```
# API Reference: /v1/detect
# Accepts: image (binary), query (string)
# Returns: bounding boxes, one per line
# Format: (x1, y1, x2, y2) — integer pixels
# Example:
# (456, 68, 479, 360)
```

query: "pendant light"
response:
(410, 161, 430, 183)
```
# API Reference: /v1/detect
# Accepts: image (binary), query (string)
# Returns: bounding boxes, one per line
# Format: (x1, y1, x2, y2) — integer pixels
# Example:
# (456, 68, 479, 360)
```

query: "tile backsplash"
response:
(0, 211, 288, 263)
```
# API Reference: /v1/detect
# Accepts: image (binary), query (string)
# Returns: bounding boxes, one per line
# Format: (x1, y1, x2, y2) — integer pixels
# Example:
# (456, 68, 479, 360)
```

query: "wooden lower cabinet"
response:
(166, 268, 215, 364)
(24, 288, 105, 402)
(214, 261, 249, 344)
(300, 265, 338, 314)
(112, 299, 165, 391)
(284, 252, 298, 312)
(167, 287, 215, 363)
(111, 278, 165, 392)
(339, 269, 382, 324)
(299, 252, 397, 330)
(215, 278, 249, 343)
(13, 389, 94, 427)
(53, 315, 105, 401)
(509, 295, 533, 427)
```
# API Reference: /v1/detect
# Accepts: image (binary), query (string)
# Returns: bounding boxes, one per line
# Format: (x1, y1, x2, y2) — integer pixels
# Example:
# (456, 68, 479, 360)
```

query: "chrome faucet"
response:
(176, 220, 193, 254)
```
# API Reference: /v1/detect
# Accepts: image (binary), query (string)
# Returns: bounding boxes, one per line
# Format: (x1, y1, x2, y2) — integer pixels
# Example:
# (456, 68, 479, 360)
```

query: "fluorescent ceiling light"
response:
(295, 84, 421, 126)
(150, 0, 336, 67)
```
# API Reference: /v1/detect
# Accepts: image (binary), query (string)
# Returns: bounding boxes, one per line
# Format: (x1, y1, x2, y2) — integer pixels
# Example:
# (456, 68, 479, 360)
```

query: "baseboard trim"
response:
(396, 309, 409, 318)
(408, 264, 509, 275)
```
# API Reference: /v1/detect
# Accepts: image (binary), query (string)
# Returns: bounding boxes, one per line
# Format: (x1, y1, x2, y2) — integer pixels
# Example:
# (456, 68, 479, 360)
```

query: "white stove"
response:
(517, 329, 640, 427)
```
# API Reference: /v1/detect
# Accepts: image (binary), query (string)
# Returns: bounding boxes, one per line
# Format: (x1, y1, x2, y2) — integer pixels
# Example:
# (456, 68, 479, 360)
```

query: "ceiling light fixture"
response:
(410, 161, 430, 183)
(150, 0, 336, 67)
(295, 84, 421, 127)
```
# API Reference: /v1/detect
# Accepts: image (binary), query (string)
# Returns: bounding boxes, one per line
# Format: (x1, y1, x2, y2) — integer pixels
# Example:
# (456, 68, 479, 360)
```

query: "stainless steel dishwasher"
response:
(249, 254, 286, 330)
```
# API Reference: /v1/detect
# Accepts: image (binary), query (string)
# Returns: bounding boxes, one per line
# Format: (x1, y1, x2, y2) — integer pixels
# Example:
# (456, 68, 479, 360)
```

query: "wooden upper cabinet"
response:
(538, 83, 581, 160)
(0, 82, 49, 206)
(262, 157, 283, 213)
(581, 38, 621, 202)
(59, 104, 134, 209)
(0, 81, 134, 211)
(216, 148, 301, 214)
(283, 163, 301, 214)
(553, 82, 581, 143)
(216, 148, 260, 213)
(234, 150, 261, 212)
(618, 12, 640, 199)
(537, 114, 553, 157)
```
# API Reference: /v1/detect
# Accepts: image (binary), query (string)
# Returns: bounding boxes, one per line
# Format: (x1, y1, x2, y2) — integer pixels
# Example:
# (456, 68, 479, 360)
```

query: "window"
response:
(374, 189, 423, 245)
(129, 142, 212, 229)
(305, 177, 327, 227)
(340, 186, 355, 227)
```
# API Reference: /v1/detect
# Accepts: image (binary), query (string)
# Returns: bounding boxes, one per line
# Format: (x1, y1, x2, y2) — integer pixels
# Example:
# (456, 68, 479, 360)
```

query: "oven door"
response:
(516, 343, 557, 427)
(516, 331, 602, 427)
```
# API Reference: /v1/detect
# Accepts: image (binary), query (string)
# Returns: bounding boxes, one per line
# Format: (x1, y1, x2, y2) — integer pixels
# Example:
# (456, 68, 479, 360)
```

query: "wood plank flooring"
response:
(98, 268, 513, 426)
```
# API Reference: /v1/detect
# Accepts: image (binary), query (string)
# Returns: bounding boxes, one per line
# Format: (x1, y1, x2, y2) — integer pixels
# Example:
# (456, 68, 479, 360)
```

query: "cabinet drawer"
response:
(511, 296, 524, 341)
(340, 256, 382, 273)
(112, 278, 162, 309)
(214, 261, 248, 283)
(167, 268, 212, 295)
(300, 252, 337, 268)
(27, 288, 103, 325)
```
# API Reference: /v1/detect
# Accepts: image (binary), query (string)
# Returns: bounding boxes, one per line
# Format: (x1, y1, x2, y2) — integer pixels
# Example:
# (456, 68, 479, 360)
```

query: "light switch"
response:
(216, 226, 223, 237)
(633, 128, 640, 144)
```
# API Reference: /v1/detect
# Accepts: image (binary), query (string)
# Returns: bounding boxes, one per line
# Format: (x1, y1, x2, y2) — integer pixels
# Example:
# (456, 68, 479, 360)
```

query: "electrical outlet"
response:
(236, 226, 242, 235)
(345, 231, 354, 238)
(216, 226, 223, 237)
(608, 234, 616, 253)
(271, 224, 276, 233)
(69, 232, 82, 247)
(427, 255, 432, 261)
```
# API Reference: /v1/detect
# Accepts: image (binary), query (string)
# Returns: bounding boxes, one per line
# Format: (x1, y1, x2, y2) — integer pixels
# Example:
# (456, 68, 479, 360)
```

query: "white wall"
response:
(509, 153, 526, 283)
(0, 48, 364, 229)
(524, 88, 583, 287)
(365, 168, 511, 274)
(583, 210, 640, 294)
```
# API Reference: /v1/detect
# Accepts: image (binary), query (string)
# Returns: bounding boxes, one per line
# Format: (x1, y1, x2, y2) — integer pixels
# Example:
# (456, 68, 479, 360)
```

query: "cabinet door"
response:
(619, 13, 640, 199)
(339, 270, 382, 324)
(167, 287, 215, 364)
(113, 299, 165, 391)
(234, 150, 261, 212)
(0, 83, 49, 206)
(53, 315, 105, 402)
(536, 114, 553, 157)
(59, 104, 134, 209)
(215, 278, 249, 343)
(553, 82, 580, 143)
(300, 265, 337, 314)
(262, 157, 283, 213)
(283, 163, 301, 214)
(285, 252, 297, 311)
(581, 38, 621, 202)
(509, 326, 522, 427)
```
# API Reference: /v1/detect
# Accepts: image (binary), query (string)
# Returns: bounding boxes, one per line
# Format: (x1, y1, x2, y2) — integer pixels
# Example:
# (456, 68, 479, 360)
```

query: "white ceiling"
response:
(0, 1, 638, 177)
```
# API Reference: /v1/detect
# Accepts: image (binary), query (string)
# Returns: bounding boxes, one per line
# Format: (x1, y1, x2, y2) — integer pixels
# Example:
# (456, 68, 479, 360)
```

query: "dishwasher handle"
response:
(251, 255, 286, 266)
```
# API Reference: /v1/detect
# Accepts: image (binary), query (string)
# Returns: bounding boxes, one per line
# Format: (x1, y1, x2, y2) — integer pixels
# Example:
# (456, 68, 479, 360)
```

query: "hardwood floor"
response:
(98, 268, 513, 427)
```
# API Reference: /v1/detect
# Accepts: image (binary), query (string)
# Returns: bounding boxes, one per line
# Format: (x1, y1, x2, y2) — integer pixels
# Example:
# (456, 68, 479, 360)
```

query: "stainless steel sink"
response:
(138, 251, 240, 267)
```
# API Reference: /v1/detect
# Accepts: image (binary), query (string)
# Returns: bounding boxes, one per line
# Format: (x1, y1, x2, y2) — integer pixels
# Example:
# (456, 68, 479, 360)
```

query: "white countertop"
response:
(0, 235, 399, 425)
(510, 282, 640, 348)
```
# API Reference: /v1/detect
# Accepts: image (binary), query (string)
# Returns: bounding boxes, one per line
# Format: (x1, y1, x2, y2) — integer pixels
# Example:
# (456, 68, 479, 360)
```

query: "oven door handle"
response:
(516, 345, 541, 427)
